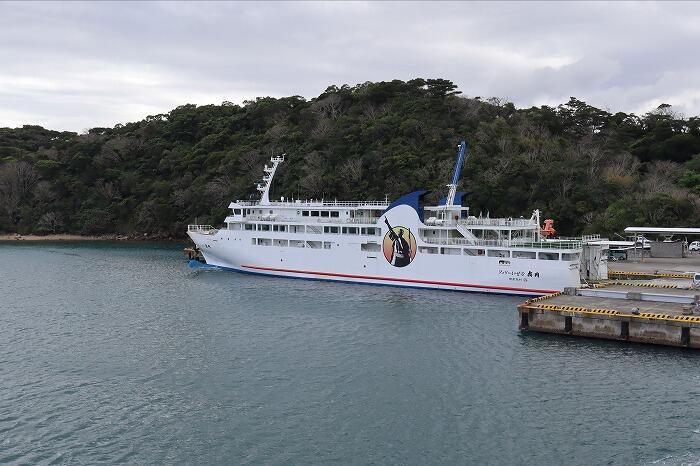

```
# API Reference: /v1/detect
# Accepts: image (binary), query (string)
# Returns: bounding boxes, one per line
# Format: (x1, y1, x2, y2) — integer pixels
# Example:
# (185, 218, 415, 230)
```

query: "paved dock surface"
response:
(597, 284, 696, 295)
(610, 254, 700, 275)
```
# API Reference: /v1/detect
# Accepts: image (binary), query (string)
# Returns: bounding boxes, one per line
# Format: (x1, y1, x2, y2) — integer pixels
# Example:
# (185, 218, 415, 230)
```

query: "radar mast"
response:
(445, 140, 468, 207)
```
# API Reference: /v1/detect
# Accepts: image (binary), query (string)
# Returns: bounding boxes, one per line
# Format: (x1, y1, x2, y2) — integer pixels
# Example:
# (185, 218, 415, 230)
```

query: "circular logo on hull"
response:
(382, 222, 416, 267)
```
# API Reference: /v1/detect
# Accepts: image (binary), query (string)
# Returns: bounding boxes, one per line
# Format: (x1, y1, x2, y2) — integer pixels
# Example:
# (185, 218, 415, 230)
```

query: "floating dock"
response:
(518, 281, 700, 349)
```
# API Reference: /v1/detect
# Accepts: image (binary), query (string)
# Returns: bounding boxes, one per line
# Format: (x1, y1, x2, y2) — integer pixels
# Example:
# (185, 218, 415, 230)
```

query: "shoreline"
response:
(0, 233, 186, 242)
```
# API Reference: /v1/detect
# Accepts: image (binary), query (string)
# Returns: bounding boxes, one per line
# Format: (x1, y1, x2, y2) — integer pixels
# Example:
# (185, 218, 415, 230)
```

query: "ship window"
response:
(561, 253, 579, 262)
(364, 227, 377, 236)
(273, 239, 288, 247)
(538, 252, 559, 261)
(331, 211, 339, 218)
(441, 247, 461, 255)
(251, 238, 256, 245)
(311, 211, 319, 217)
(464, 248, 485, 256)
(321, 211, 330, 217)
(419, 246, 438, 254)
(290, 240, 305, 248)
(231, 224, 242, 230)
(361, 242, 381, 252)
(273, 225, 287, 232)
(257, 238, 272, 246)
(234, 209, 241, 215)
(512, 251, 536, 259)
(323, 242, 331, 249)
(258, 224, 270, 231)
(487, 250, 510, 258)
(347, 227, 358, 235)
(245, 224, 254, 230)
(302, 211, 309, 217)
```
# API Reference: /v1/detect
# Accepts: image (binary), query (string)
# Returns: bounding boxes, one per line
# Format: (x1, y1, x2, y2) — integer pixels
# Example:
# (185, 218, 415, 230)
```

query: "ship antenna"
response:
(445, 140, 468, 207)
(257, 153, 285, 205)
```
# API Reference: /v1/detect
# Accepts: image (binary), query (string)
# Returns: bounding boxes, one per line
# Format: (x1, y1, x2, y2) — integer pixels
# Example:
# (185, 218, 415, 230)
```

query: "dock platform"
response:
(608, 254, 700, 281)
(518, 282, 700, 348)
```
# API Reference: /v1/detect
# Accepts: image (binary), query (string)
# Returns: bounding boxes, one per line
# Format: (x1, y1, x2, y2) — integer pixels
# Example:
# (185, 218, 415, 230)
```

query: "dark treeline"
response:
(1, 78, 700, 238)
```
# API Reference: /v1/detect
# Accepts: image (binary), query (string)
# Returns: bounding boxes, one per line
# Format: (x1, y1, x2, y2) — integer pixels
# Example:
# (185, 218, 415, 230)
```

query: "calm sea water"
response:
(1, 242, 699, 465)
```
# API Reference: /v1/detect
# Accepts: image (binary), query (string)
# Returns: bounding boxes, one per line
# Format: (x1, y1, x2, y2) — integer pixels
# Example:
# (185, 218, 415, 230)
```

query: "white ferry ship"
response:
(187, 141, 607, 296)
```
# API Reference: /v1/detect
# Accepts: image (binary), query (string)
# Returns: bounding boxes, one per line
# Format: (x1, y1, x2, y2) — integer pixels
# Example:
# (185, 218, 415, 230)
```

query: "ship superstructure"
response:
(188, 142, 607, 295)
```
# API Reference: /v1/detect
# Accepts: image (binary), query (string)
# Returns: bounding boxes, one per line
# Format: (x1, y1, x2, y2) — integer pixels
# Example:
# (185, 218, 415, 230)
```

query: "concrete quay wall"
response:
(519, 306, 700, 349)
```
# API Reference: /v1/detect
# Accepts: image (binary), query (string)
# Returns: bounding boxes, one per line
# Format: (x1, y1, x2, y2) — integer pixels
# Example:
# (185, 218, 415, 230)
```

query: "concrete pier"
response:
(518, 282, 700, 348)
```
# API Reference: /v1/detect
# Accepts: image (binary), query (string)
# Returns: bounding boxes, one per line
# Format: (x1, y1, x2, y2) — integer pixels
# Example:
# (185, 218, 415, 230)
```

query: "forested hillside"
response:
(1, 78, 700, 238)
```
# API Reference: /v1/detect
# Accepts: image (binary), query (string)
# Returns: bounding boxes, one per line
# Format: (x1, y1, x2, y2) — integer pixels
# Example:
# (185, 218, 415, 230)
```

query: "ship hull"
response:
(188, 228, 578, 297)
(206, 261, 566, 296)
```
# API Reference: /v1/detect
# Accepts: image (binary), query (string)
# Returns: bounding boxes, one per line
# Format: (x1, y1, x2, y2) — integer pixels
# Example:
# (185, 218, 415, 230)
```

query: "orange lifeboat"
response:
(541, 219, 556, 238)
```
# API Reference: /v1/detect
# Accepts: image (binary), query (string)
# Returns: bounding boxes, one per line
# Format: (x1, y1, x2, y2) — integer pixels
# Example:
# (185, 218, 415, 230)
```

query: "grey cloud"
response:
(1, 1, 699, 131)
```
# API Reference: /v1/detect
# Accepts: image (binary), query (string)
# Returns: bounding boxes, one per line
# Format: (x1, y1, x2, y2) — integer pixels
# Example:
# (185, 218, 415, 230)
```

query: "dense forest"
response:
(1, 78, 700, 239)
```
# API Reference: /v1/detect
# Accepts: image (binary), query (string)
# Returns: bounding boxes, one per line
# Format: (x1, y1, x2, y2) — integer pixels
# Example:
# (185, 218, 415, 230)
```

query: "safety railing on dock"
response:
(608, 270, 694, 280)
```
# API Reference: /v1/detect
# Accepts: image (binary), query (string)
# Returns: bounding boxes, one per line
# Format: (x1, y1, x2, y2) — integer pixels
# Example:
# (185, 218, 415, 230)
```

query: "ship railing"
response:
(456, 217, 538, 228)
(547, 235, 602, 244)
(188, 224, 218, 234)
(421, 237, 583, 249)
(244, 215, 380, 224)
(235, 200, 389, 208)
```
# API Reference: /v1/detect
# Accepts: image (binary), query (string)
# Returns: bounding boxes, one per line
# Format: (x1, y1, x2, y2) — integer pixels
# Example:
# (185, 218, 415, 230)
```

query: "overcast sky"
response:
(2, 1, 699, 132)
